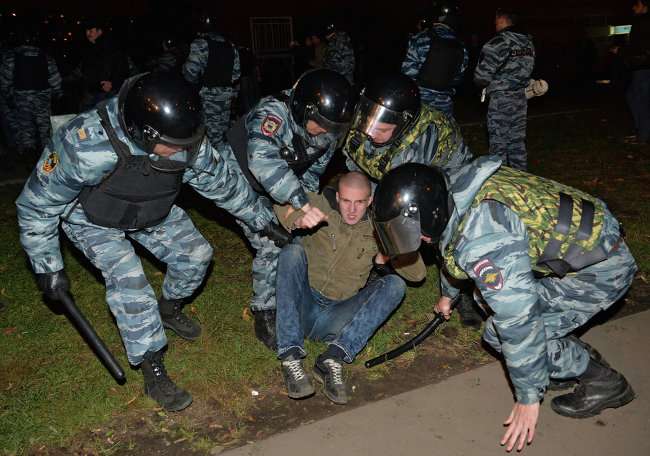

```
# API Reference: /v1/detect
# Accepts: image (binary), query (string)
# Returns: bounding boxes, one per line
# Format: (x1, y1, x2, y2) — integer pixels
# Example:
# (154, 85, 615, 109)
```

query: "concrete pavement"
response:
(227, 310, 650, 456)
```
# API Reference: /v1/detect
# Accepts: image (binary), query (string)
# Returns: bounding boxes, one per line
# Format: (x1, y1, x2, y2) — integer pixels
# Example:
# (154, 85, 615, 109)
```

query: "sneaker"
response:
(141, 349, 193, 412)
(159, 297, 201, 340)
(281, 356, 315, 399)
(314, 356, 349, 405)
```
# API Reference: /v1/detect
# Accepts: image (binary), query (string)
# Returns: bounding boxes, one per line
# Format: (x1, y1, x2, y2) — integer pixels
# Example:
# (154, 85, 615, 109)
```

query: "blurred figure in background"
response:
(624, 0, 650, 145)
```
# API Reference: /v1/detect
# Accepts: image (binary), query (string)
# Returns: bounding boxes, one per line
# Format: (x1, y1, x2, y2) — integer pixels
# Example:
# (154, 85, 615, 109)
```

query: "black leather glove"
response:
(36, 270, 70, 301)
(262, 222, 293, 248)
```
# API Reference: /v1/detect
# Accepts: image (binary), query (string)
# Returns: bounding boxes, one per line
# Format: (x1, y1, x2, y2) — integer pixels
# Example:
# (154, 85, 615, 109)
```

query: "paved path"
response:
(227, 310, 650, 456)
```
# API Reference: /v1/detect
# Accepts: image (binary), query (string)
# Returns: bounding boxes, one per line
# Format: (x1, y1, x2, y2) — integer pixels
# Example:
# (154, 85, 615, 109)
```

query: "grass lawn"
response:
(1, 96, 649, 455)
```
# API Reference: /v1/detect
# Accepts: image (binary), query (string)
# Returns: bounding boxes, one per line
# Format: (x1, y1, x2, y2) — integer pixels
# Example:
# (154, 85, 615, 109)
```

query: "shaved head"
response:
(336, 172, 372, 225)
(338, 171, 371, 196)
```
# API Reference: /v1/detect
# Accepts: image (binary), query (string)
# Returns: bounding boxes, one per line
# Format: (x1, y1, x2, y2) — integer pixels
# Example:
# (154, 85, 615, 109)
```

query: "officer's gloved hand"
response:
(262, 222, 293, 248)
(36, 270, 70, 301)
(367, 254, 396, 285)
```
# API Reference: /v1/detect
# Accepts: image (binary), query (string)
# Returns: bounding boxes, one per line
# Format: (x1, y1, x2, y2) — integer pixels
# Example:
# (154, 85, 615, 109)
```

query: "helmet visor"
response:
(372, 210, 423, 257)
(307, 108, 351, 137)
(147, 125, 206, 173)
(351, 96, 407, 145)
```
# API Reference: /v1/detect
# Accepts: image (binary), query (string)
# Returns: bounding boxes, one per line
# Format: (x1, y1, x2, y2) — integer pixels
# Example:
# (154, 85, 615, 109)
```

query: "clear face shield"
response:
(371, 204, 423, 257)
(144, 124, 206, 173)
(351, 96, 409, 146)
(304, 104, 351, 138)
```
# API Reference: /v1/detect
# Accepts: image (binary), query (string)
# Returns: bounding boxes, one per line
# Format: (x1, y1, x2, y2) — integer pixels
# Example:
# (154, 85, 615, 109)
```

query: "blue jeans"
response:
(276, 243, 407, 363)
(626, 69, 650, 142)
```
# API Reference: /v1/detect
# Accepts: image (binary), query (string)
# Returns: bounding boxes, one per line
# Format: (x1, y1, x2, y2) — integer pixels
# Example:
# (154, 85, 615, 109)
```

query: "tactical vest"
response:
(346, 105, 460, 180)
(226, 96, 329, 195)
(203, 38, 235, 87)
(13, 49, 49, 91)
(77, 106, 183, 230)
(416, 31, 464, 91)
(443, 166, 608, 279)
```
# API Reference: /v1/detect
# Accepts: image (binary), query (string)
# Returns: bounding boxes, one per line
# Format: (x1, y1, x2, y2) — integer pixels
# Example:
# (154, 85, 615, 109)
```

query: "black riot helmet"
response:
(433, 1, 462, 29)
(372, 163, 450, 256)
(118, 72, 206, 172)
(289, 69, 355, 137)
(351, 73, 421, 147)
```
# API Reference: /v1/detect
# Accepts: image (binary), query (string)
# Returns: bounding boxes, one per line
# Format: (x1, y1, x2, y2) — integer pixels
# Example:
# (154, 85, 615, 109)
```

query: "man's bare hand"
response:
(501, 402, 539, 452)
(434, 296, 453, 320)
(293, 206, 327, 229)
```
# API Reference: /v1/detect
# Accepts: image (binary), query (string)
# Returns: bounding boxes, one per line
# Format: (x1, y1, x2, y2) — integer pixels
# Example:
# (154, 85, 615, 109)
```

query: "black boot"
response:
(159, 297, 201, 340)
(551, 357, 635, 418)
(456, 291, 483, 329)
(254, 309, 277, 350)
(141, 349, 193, 412)
(548, 335, 610, 391)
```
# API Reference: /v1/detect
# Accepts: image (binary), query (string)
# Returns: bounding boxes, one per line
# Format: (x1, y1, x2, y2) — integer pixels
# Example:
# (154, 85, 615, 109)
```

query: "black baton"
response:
(58, 290, 126, 383)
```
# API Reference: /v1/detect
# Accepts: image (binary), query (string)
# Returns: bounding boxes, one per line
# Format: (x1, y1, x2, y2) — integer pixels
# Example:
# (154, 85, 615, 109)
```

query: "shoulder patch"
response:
(77, 128, 89, 141)
(473, 258, 504, 291)
(42, 151, 59, 174)
(261, 114, 282, 137)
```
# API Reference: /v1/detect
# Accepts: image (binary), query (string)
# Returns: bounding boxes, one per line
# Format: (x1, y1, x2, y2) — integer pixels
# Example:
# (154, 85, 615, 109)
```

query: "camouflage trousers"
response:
(420, 88, 454, 119)
(487, 90, 527, 170)
(201, 86, 238, 149)
(483, 238, 637, 382)
(0, 98, 16, 148)
(12, 90, 52, 151)
(237, 220, 281, 312)
(61, 204, 214, 365)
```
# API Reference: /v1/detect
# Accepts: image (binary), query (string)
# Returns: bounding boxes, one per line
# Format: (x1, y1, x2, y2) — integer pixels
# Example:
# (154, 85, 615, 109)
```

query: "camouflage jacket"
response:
(0, 45, 62, 100)
(232, 89, 339, 209)
(323, 31, 355, 83)
(474, 26, 535, 94)
(438, 156, 620, 404)
(401, 24, 468, 102)
(182, 32, 241, 86)
(343, 104, 472, 181)
(16, 97, 274, 274)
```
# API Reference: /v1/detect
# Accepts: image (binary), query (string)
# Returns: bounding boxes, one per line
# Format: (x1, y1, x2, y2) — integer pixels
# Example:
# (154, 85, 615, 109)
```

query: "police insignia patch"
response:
(473, 258, 504, 291)
(42, 152, 59, 174)
(261, 114, 282, 137)
(77, 128, 88, 141)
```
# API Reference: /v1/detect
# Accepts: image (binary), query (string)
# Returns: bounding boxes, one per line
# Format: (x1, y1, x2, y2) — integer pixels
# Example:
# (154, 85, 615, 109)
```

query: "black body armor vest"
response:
(416, 32, 464, 91)
(203, 39, 236, 87)
(77, 106, 183, 230)
(13, 49, 49, 91)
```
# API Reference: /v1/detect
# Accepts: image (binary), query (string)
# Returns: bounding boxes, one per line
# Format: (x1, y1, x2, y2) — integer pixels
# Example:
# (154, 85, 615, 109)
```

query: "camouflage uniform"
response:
(223, 90, 339, 312)
(439, 156, 637, 404)
(323, 32, 355, 85)
(0, 45, 62, 152)
(183, 32, 240, 148)
(15, 97, 275, 365)
(474, 27, 535, 170)
(344, 103, 472, 182)
(401, 24, 468, 118)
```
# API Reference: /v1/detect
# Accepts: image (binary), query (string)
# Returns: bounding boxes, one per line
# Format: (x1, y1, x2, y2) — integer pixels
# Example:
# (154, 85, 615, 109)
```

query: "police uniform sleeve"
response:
(246, 106, 310, 209)
(182, 38, 207, 84)
(15, 126, 113, 274)
(455, 201, 549, 404)
(473, 36, 508, 88)
(185, 141, 275, 232)
(232, 45, 241, 82)
(301, 144, 336, 192)
(47, 55, 63, 98)
(401, 32, 427, 78)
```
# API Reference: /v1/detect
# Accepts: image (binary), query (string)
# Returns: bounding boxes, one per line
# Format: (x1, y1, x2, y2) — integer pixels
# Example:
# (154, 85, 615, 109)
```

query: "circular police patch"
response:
(473, 258, 504, 291)
(42, 152, 59, 174)
(261, 114, 282, 137)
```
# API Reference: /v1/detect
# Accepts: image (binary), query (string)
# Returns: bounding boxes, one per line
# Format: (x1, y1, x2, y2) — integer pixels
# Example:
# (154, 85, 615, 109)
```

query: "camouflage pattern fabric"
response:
(61, 204, 213, 364)
(439, 156, 637, 405)
(221, 90, 339, 311)
(486, 89, 528, 170)
(401, 24, 468, 117)
(0, 45, 62, 151)
(344, 104, 472, 181)
(323, 31, 355, 84)
(183, 32, 241, 148)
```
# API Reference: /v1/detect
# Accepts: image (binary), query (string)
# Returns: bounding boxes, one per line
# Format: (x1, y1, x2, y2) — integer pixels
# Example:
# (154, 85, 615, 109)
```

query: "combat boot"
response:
(456, 292, 483, 329)
(548, 335, 609, 391)
(254, 309, 277, 350)
(551, 356, 635, 418)
(141, 349, 193, 412)
(314, 354, 349, 405)
(280, 354, 315, 399)
(159, 297, 201, 340)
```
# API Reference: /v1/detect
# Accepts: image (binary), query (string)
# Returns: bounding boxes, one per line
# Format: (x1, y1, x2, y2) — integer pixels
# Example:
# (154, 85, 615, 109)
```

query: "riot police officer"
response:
(401, 1, 468, 118)
(322, 22, 355, 85)
(223, 69, 355, 349)
(371, 159, 637, 451)
(16, 73, 284, 412)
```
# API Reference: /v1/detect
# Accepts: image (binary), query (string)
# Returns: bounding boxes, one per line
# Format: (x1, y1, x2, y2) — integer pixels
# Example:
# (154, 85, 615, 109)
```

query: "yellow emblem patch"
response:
(77, 128, 88, 141)
(42, 152, 59, 174)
